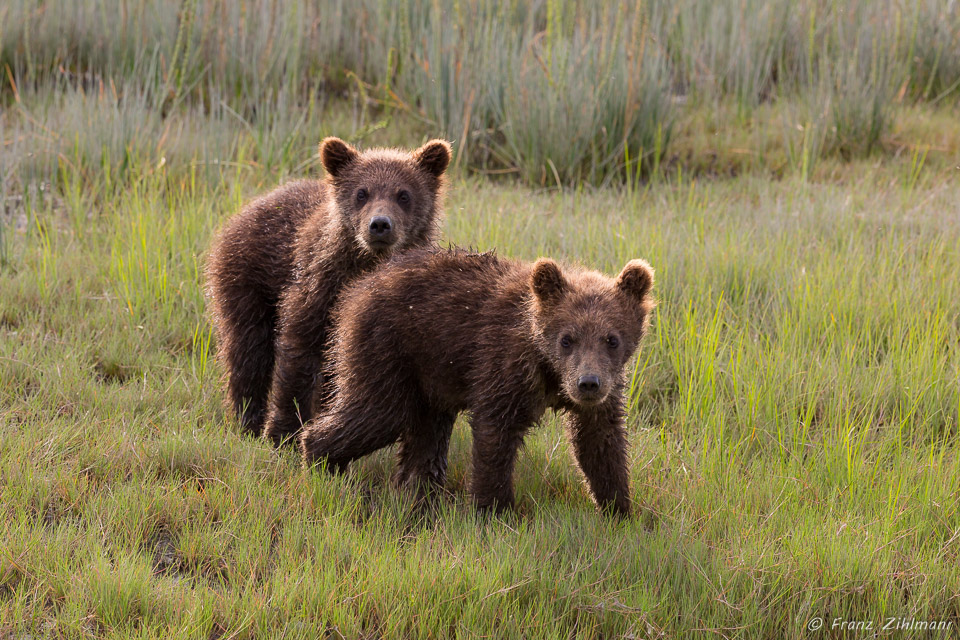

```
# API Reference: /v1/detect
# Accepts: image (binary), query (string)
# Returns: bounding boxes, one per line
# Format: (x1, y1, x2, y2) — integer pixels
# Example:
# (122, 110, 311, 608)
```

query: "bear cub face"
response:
(531, 258, 655, 406)
(320, 137, 452, 256)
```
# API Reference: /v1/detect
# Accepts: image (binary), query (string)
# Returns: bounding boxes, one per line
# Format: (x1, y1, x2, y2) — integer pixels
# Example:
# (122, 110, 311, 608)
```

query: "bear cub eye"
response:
(606, 335, 620, 349)
(397, 190, 411, 206)
(356, 188, 368, 204)
(560, 335, 573, 349)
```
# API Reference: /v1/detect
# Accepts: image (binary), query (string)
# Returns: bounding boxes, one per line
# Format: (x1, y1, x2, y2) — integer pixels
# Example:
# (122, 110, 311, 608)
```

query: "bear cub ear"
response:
(320, 137, 360, 178)
(531, 258, 567, 306)
(413, 139, 452, 178)
(615, 259, 655, 303)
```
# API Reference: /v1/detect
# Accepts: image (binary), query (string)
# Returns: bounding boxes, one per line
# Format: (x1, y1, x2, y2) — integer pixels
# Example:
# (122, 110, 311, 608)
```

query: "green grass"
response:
(3, 0, 959, 186)
(2, 2, 960, 636)
(2, 91, 960, 636)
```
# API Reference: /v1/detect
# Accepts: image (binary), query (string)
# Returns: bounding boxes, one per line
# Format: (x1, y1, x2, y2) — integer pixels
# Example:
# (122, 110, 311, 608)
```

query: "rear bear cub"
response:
(206, 138, 451, 443)
(300, 249, 656, 516)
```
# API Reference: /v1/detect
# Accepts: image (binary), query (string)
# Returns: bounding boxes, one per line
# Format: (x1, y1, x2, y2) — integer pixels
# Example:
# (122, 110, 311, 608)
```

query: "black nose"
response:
(577, 374, 601, 394)
(369, 216, 393, 237)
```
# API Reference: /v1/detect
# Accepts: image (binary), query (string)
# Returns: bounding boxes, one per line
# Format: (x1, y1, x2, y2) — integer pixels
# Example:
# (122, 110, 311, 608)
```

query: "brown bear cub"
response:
(300, 249, 656, 516)
(206, 137, 452, 442)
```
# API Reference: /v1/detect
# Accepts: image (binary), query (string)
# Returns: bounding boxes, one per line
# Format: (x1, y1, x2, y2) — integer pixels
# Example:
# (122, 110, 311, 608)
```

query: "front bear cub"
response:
(205, 137, 451, 443)
(300, 249, 656, 516)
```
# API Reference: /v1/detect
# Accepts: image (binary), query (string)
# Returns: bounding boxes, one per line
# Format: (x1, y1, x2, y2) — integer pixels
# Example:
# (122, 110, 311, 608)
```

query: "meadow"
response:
(2, 1, 960, 638)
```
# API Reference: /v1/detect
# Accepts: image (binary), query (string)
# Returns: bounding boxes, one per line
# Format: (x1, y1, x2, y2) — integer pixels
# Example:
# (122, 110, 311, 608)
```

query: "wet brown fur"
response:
(205, 138, 451, 442)
(300, 249, 656, 516)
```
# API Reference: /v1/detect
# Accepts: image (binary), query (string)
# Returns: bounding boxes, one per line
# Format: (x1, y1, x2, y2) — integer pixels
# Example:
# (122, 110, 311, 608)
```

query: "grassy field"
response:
(3, 115, 960, 637)
(3, 1, 960, 638)
(4, 0, 960, 184)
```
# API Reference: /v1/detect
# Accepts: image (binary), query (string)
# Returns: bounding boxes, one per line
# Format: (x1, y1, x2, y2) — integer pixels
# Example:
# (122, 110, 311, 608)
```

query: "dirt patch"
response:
(93, 358, 138, 384)
(151, 529, 181, 579)
(0, 310, 19, 330)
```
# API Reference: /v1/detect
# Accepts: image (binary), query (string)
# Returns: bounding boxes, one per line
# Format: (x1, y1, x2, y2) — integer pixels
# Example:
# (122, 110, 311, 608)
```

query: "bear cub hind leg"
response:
(392, 409, 457, 498)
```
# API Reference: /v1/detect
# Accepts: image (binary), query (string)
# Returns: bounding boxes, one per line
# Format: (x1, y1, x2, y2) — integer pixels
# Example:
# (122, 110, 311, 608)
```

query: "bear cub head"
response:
(320, 137, 452, 255)
(531, 258, 656, 407)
